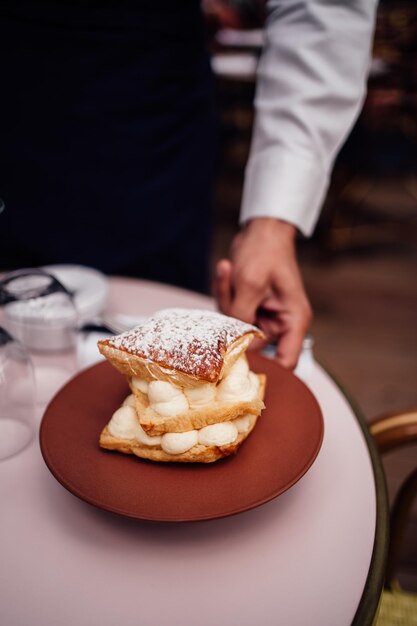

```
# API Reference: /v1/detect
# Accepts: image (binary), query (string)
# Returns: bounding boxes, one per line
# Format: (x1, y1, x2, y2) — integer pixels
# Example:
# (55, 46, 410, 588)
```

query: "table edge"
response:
(319, 362, 389, 626)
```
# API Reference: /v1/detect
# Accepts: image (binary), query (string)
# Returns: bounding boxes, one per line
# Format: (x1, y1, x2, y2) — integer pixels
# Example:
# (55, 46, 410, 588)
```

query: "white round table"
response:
(0, 278, 387, 626)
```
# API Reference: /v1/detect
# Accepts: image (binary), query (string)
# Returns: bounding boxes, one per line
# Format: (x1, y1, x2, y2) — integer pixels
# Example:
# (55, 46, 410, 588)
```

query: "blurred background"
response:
(206, 0, 417, 590)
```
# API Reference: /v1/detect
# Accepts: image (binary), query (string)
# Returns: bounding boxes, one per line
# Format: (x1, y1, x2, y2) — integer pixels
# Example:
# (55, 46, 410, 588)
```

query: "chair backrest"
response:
(369, 409, 417, 588)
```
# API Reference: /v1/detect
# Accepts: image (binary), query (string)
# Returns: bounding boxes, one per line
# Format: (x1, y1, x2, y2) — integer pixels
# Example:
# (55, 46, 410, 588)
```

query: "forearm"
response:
(240, 0, 378, 235)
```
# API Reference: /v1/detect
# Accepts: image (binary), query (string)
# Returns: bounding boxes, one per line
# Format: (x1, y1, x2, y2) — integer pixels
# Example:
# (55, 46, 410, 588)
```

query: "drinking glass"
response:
(0, 327, 36, 460)
(0, 268, 79, 404)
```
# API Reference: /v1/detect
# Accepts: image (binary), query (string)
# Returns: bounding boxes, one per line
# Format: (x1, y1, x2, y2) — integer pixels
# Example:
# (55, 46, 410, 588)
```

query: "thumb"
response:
(214, 259, 233, 314)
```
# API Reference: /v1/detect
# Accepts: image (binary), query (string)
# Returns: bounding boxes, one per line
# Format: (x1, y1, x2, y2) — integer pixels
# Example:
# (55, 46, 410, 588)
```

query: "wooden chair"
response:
(369, 409, 417, 625)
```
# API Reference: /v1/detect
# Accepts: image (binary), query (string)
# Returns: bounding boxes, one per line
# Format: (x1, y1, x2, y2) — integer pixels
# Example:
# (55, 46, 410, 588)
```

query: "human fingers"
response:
(229, 269, 267, 324)
(273, 295, 312, 368)
(214, 259, 233, 314)
(275, 325, 307, 370)
(255, 312, 284, 342)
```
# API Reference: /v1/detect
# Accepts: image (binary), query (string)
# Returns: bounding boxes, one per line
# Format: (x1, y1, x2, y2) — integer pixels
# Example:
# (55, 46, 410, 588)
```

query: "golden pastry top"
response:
(98, 308, 263, 383)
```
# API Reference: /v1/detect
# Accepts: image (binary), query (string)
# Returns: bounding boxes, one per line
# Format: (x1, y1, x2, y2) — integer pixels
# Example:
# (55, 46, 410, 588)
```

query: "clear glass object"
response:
(262, 334, 315, 383)
(0, 268, 77, 351)
(0, 327, 36, 460)
(0, 269, 79, 404)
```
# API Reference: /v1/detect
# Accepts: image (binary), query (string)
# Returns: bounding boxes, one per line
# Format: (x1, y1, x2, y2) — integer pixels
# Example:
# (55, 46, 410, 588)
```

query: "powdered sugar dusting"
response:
(107, 308, 259, 381)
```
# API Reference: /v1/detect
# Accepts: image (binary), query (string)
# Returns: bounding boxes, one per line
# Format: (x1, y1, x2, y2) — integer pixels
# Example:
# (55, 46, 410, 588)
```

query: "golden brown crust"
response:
(131, 374, 266, 435)
(98, 309, 264, 385)
(99, 414, 259, 463)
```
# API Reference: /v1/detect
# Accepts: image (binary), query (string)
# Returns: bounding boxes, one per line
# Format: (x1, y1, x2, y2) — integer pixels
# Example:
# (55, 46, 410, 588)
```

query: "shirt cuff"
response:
(239, 150, 330, 237)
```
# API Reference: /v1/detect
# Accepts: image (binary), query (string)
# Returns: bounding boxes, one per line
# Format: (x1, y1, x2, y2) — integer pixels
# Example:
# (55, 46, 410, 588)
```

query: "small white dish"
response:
(42, 264, 109, 323)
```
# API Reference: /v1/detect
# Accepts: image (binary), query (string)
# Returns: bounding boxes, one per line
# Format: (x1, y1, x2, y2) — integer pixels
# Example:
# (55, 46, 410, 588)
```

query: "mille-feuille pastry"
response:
(97, 308, 266, 463)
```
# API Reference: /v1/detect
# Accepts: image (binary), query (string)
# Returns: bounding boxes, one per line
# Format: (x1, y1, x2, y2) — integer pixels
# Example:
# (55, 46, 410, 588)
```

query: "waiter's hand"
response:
(215, 218, 312, 369)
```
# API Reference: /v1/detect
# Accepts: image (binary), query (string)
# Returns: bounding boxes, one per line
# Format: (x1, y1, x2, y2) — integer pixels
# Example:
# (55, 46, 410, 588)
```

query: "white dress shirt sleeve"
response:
(240, 0, 378, 236)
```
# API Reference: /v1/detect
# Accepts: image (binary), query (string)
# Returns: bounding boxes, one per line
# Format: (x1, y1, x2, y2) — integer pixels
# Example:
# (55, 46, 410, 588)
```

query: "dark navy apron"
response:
(0, 1, 215, 292)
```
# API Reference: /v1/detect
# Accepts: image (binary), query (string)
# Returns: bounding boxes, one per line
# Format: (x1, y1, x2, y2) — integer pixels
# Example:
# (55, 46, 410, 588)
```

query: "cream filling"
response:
(232, 413, 253, 434)
(184, 383, 216, 408)
(108, 405, 161, 446)
(133, 355, 258, 416)
(115, 355, 259, 455)
(161, 430, 198, 455)
(147, 380, 189, 416)
(197, 422, 238, 447)
(217, 361, 259, 403)
(108, 406, 139, 439)
(110, 398, 254, 455)
(131, 377, 149, 394)
(122, 394, 136, 408)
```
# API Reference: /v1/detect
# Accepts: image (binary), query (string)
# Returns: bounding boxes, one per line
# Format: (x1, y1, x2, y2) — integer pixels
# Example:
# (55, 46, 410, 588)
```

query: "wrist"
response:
(243, 218, 297, 241)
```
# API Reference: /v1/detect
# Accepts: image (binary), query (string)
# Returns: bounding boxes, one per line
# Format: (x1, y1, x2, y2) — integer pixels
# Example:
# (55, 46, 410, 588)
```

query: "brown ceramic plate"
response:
(40, 352, 324, 522)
